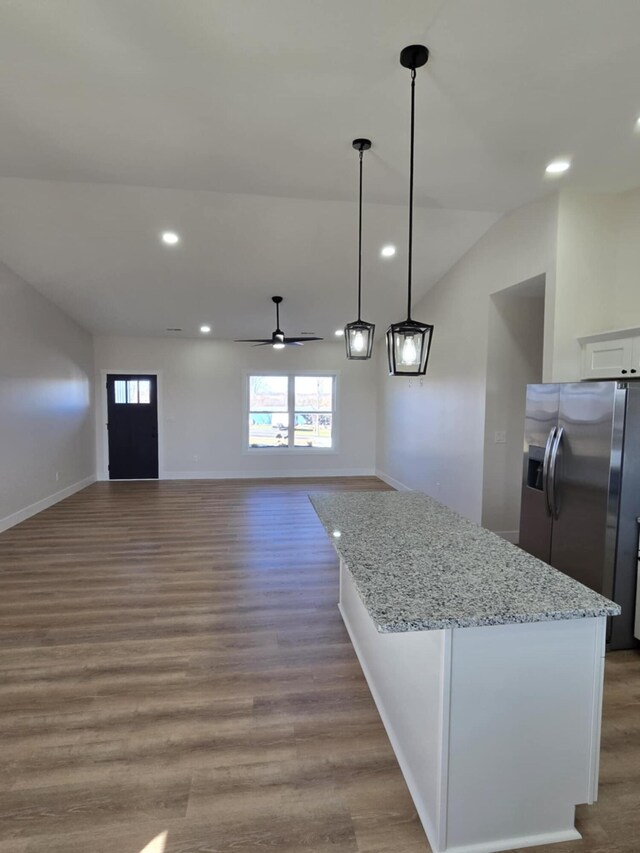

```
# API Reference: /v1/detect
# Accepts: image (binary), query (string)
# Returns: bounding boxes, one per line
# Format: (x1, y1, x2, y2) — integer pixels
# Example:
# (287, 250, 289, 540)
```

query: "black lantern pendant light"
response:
(344, 138, 375, 360)
(386, 45, 434, 376)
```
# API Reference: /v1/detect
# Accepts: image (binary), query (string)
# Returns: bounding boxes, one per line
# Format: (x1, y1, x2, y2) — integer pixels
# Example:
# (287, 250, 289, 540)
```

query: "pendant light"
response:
(386, 45, 434, 376)
(344, 139, 375, 359)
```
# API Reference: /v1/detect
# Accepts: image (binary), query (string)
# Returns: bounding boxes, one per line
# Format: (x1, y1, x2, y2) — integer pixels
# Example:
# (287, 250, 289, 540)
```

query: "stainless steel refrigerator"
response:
(519, 381, 640, 650)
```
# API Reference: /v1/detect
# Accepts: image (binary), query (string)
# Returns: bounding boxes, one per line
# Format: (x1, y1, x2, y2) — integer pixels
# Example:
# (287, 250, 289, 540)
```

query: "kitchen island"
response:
(310, 491, 620, 853)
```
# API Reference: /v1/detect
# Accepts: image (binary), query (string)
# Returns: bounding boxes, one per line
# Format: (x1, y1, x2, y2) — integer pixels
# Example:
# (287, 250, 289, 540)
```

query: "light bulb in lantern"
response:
(401, 335, 418, 365)
(353, 330, 365, 352)
(273, 343, 285, 350)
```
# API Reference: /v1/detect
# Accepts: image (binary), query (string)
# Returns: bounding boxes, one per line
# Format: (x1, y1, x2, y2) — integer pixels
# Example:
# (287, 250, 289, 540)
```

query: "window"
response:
(248, 375, 335, 449)
(114, 379, 151, 405)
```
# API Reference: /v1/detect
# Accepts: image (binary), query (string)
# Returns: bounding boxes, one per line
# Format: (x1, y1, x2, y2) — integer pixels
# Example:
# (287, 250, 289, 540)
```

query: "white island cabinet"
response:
(310, 491, 620, 853)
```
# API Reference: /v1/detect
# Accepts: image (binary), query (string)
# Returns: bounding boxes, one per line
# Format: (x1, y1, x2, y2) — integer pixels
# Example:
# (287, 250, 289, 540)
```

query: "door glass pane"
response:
(138, 380, 151, 404)
(114, 380, 126, 404)
(295, 376, 333, 411)
(249, 376, 288, 411)
(249, 412, 289, 448)
(127, 380, 139, 404)
(294, 413, 332, 448)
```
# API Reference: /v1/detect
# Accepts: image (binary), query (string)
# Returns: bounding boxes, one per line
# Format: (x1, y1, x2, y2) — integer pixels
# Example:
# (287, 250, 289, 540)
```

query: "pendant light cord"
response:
(357, 149, 364, 321)
(407, 67, 416, 321)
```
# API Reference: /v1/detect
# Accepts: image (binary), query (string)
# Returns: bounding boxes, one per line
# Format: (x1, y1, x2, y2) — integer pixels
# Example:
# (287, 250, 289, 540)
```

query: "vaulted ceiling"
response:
(1, 0, 639, 339)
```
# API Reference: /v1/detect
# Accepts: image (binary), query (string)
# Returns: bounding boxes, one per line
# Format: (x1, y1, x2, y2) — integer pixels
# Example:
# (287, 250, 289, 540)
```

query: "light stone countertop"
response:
(309, 490, 621, 633)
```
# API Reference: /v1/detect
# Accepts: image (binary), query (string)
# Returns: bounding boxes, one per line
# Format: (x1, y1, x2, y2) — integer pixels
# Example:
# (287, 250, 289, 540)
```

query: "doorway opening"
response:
(106, 374, 159, 479)
(481, 275, 545, 540)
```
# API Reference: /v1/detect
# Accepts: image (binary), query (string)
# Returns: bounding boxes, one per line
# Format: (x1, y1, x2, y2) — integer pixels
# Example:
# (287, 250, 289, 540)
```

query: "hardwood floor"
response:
(0, 478, 638, 853)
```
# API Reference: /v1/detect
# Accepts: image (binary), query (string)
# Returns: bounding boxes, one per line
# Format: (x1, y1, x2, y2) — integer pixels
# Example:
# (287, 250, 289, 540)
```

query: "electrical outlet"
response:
(193, 454, 199, 462)
(494, 431, 507, 444)
(55, 471, 60, 481)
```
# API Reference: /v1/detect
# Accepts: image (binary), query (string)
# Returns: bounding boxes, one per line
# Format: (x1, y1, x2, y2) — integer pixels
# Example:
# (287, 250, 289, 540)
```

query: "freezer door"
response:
(550, 382, 624, 596)
(519, 384, 560, 562)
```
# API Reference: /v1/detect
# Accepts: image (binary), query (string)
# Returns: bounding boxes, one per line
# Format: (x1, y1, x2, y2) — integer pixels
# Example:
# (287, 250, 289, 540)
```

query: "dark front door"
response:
(106, 374, 159, 479)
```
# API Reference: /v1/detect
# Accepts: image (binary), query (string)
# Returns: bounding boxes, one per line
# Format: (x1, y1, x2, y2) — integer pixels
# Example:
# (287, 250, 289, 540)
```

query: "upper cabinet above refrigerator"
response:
(579, 329, 640, 379)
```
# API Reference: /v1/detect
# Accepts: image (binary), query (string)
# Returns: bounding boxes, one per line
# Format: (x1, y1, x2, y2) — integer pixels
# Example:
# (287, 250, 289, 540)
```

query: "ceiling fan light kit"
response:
(344, 138, 375, 360)
(386, 44, 434, 377)
(234, 296, 323, 349)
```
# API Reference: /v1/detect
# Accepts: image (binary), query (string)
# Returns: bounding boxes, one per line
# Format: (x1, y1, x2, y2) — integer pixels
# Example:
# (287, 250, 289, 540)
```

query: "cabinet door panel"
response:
(631, 337, 640, 376)
(581, 338, 633, 379)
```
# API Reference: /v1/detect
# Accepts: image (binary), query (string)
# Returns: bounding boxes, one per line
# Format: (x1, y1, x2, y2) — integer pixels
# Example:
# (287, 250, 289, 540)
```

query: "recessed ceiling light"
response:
(334, 329, 344, 336)
(545, 159, 571, 175)
(381, 245, 396, 257)
(200, 325, 211, 333)
(635, 116, 640, 131)
(161, 231, 180, 245)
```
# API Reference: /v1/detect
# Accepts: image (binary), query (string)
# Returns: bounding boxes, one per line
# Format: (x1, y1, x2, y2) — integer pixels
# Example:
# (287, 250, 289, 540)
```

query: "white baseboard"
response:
(0, 475, 97, 534)
(98, 468, 377, 481)
(494, 530, 519, 544)
(374, 469, 412, 491)
(442, 828, 581, 853)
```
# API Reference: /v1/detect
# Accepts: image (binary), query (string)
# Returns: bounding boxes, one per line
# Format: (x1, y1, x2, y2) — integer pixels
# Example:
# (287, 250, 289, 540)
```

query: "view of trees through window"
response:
(249, 375, 334, 448)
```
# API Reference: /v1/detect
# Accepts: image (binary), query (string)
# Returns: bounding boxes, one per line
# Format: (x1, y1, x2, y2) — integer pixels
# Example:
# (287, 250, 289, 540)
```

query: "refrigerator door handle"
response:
(542, 426, 557, 516)
(549, 426, 564, 519)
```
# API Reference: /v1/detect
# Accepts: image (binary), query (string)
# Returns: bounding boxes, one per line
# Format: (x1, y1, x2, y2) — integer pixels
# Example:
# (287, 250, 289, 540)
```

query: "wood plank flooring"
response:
(0, 478, 638, 853)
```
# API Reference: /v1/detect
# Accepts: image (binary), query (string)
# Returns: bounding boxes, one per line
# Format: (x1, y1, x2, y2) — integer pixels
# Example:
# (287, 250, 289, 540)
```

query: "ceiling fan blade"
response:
(283, 337, 324, 343)
(250, 342, 274, 347)
(234, 339, 272, 343)
(284, 341, 304, 347)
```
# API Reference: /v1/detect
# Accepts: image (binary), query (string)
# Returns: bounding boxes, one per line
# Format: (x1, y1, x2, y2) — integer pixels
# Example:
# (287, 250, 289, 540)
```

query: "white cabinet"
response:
(579, 329, 640, 379)
(339, 560, 607, 853)
(633, 337, 640, 375)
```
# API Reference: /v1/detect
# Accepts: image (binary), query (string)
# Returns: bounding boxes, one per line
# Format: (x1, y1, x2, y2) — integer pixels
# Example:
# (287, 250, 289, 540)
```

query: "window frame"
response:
(244, 370, 339, 455)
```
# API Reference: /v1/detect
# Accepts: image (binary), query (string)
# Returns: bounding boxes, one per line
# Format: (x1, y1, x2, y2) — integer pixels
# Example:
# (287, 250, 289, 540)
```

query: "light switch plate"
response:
(494, 430, 506, 444)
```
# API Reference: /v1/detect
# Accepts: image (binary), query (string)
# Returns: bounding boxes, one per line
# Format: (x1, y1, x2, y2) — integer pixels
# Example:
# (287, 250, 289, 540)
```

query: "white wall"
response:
(614, 186, 640, 330)
(481, 284, 545, 536)
(375, 186, 640, 528)
(550, 191, 621, 381)
(376, 195, 558, 524)
(549, 187, 640, 381)
(94, 336, 377, 478)
(0, 262, 95, 531)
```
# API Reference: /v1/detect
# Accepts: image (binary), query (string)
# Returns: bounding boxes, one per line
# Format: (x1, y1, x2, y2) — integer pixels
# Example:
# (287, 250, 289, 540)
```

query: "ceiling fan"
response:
(234, 296, 324, 348)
